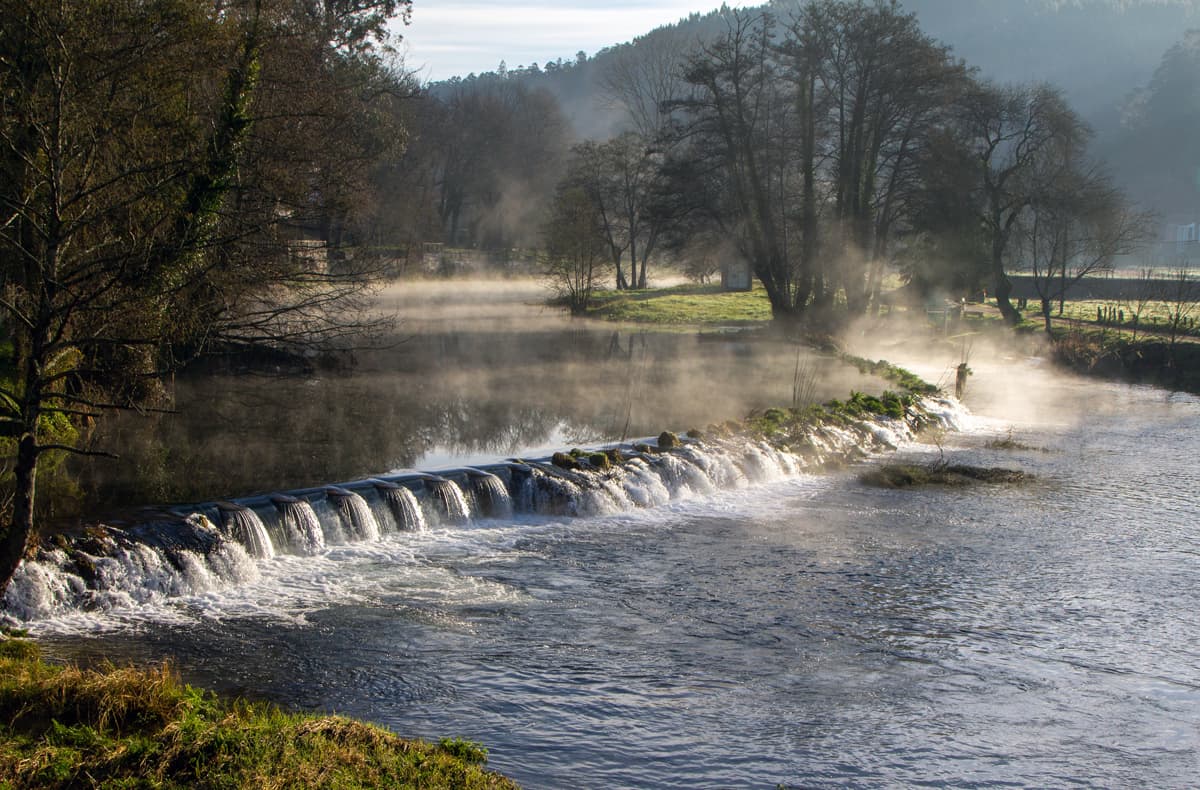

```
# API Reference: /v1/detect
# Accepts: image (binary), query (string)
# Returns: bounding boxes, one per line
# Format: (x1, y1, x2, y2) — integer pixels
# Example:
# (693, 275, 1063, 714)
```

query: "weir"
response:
(0, 395, 965, 625)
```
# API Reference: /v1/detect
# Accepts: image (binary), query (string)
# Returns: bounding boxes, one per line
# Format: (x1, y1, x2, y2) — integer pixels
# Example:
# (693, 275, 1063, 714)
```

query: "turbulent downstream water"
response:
(5, 284, 1199, 788)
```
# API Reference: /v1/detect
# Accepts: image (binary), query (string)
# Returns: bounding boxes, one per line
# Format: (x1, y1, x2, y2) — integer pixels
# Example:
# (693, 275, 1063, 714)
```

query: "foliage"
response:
(665, 2, 972, 324)
(0, 640, 516, 789)
(0, 0, 411, 595)
(839, 355, 940, 395)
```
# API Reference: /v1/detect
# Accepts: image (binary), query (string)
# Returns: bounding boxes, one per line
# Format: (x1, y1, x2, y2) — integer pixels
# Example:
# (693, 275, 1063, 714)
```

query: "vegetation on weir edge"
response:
(860, 463, 1028, 488)
(0, 638, 518, 790)
(836, 356, 941, 396)
(584, 284, 773, 326)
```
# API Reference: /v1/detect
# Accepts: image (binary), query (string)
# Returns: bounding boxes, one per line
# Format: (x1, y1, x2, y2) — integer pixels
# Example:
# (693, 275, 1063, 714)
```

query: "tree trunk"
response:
(991, 241, 1020, 325)
(1041, 297, 1053, 333)
(0, 435, 38, 598)
(613, 249, 628, 290)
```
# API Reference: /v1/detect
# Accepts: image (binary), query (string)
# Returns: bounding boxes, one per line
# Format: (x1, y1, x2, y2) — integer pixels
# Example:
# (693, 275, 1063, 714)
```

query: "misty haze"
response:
(1, 1, 1198, 787)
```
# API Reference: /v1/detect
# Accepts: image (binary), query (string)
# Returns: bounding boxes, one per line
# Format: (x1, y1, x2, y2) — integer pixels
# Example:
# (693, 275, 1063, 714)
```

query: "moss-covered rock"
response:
(551, 452, 581, 471)
(586, 452, 611, 470)
(657, 431, 680, 450)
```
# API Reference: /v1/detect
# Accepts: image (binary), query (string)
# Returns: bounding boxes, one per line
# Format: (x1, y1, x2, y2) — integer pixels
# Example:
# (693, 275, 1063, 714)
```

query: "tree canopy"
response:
(0, 0, 412, 594)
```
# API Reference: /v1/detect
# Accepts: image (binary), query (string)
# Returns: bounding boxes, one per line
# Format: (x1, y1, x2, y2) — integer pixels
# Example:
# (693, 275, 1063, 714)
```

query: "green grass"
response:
(0, 639, 518, 789)
(586, 283, 772, 326)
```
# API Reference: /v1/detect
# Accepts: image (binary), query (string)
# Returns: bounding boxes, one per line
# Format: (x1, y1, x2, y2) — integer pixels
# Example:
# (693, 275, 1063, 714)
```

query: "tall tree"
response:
(1015, 159, 1151, 332)
(566, 133, 667, 290)
(543, 185, 609, 315)
(675, 10, 816, 324)
(961, 81, 1088, 324)
(0, 0, 409, 596)
(788, 0, 970, 314)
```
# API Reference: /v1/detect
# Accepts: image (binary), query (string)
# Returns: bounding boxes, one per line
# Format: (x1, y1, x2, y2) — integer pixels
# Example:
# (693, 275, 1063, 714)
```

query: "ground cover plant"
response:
(585, 284, 773, 326)
(0, 638, 517, 789)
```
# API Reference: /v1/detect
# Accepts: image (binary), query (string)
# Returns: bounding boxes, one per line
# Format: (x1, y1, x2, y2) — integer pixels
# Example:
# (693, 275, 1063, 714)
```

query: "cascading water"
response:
(327, 488, 382, 542)
(0, 395, 959, 626)
(468, 473, 514, 519)
(217, 503, 276, 559)
(271, 496, 326, 554)
(425, 478, 471, 525)
(377, 484, 427, 532)
(1, 514, 259, 623)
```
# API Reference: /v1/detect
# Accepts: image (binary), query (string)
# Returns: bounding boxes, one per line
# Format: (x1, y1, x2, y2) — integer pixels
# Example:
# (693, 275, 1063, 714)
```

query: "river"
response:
(9, 282, 1200, 788)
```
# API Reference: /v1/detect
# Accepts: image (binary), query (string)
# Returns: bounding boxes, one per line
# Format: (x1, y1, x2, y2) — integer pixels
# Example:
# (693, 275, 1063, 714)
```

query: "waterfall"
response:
(271, 496, 326, 554)
(217, 504, 275, 559)
(1, 515, 259, 623)
(378, 484, 427, 532)
(425, 478, 471, 525)
(468, 473, 513, 519)
(1, 393, 957, 627)
(655, 453, 714, 498)
(518, 467, 583, 516)
(619, 458, 673, 508)
(327, 488, 382, 542)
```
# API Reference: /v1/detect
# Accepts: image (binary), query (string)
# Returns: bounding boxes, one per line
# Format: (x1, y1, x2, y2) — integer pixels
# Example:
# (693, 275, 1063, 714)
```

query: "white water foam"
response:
(3, 399, 960, 634)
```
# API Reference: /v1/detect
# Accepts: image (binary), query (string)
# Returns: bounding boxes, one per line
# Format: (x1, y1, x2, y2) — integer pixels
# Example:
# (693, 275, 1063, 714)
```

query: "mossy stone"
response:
(551, 452, 581, 470)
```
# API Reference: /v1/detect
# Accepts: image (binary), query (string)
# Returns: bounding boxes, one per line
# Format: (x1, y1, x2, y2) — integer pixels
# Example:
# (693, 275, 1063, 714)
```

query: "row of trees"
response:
(542, 1, 1152, 327)
(0, 0, 414, 594)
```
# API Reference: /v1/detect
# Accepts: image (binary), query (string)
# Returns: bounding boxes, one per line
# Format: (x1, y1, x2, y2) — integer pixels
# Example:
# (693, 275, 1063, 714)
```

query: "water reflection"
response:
(73, 281, 883, 516)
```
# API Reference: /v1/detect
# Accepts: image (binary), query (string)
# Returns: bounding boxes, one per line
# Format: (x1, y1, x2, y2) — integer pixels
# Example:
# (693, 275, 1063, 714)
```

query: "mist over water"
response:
(76, 280, 881, 514)
(25, 282, 1200, 788)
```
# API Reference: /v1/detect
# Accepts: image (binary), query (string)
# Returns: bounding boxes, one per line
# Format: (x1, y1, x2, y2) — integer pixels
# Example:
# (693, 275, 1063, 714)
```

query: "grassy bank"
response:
(0, 638, 517, 789)
(586, 283, 772, 326)
(1049, 324, 1200, 393)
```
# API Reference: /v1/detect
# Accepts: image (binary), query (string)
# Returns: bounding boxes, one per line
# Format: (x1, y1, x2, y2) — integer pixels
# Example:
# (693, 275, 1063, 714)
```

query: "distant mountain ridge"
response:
(431, 0, 1200, 138)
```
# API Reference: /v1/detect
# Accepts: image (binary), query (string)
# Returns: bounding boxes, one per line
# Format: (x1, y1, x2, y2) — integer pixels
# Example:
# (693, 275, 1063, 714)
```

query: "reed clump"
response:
(0, 638, 517, 789)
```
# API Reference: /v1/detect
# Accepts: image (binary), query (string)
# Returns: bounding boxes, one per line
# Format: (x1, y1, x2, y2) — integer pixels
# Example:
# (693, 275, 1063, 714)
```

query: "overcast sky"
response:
(395, 2, 753, 82)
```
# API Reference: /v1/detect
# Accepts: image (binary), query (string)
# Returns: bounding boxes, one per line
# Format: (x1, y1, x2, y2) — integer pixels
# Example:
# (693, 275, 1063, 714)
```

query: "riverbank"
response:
(1048, 324, 1200, 393)
(2, 356, 950, 787)
(577, 283, 1200, 395)
(0, 637, 517, 789)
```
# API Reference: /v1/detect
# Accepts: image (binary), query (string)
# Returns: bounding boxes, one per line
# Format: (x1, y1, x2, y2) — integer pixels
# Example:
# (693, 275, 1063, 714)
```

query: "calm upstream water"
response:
(14, 283, 1200, 788)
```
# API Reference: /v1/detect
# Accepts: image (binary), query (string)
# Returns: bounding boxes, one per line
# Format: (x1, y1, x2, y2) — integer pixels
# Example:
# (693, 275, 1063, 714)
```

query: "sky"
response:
(394, 1, 754, 82)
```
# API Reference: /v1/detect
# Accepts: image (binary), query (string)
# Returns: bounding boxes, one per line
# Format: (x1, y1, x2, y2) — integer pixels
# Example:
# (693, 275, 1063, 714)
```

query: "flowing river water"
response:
(6, 282, 1200, 788)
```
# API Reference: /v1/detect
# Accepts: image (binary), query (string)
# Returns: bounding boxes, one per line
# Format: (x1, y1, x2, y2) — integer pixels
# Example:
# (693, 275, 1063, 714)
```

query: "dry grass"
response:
(0, 639, 518, 789)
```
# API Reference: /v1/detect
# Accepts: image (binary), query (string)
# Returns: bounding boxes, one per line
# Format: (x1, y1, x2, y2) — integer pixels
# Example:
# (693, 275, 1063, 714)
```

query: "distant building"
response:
(720, 258, 753, 291)
(1133, 218, 1200, 270)
(1176, 222, 1198, 254)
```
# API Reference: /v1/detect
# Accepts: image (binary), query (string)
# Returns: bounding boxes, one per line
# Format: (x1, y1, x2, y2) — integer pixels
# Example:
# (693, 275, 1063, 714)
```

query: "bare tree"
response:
(1016, 160, 1153, 332)
(1158, 266, 1200, 360)
(962, 82, 1088, 325)
(799, 0, 969, 313)
(543, 186, 610, 315)
(1119, 268, 1160, 340)
(674, 10, 817, 324)
(601, 24, 692, 139)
